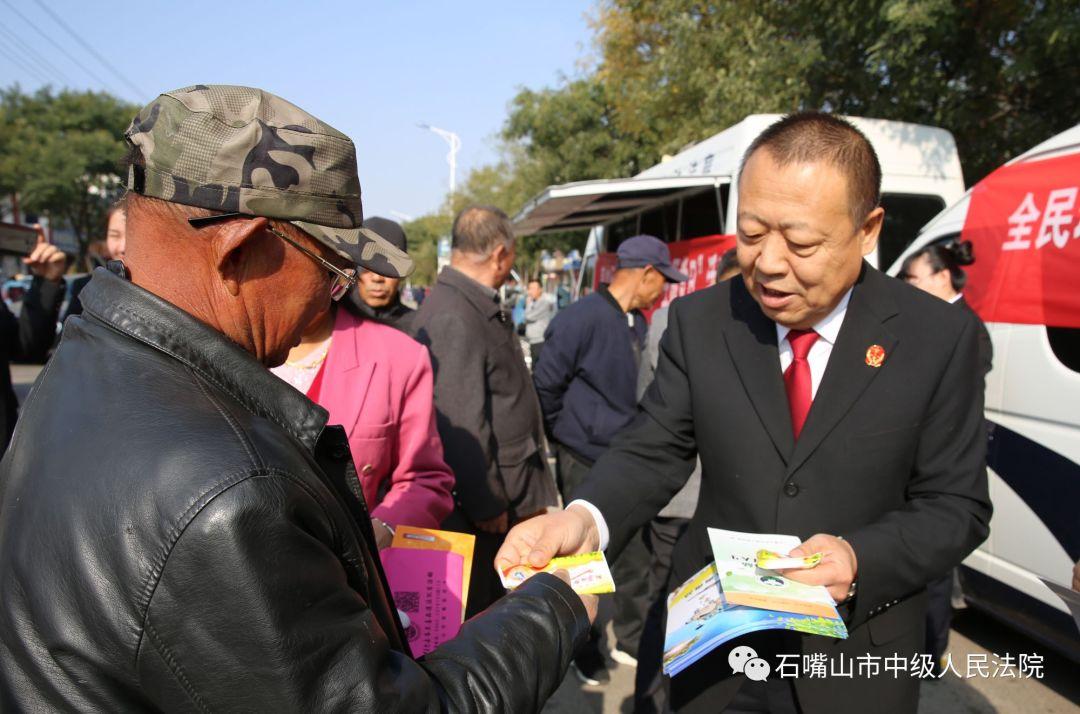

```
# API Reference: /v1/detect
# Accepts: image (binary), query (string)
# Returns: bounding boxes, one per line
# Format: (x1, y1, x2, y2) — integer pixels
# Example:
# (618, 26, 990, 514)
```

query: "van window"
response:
(640, 201, 679, 242)
(680, 185, 729, 240)
(607, 216, 638, 251)
(1048, 327, 1080, 374)
(878, 194, 946, 270)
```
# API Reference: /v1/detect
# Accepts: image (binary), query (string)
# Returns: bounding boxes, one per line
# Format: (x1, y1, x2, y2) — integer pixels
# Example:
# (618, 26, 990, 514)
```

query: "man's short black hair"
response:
(451, 205, 514, 256)
(740, 112, 882, 224)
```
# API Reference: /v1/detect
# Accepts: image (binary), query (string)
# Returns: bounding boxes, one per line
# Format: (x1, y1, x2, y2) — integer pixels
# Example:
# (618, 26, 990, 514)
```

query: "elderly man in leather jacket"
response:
(0, 85, 591, 712)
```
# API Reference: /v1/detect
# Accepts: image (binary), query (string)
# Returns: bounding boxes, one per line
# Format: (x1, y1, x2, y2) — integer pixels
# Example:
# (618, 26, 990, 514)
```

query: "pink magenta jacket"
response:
(317, 307, 455, 528)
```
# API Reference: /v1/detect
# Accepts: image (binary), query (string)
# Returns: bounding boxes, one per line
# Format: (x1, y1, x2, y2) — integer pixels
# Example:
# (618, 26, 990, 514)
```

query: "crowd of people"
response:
(0, 83, 1037, 713)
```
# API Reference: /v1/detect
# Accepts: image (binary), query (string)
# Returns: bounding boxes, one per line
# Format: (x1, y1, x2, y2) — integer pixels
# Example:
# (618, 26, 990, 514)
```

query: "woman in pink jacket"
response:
(271, 302, 455, 548)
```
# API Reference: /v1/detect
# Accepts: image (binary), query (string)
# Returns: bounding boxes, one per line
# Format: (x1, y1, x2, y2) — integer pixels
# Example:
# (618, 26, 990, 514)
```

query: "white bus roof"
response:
(635, 114, 962, 182)
(515, 114, 963, 236)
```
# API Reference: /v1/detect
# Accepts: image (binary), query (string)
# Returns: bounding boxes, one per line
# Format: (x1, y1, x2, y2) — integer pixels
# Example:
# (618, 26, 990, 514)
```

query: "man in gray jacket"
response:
(411, 205, 559, 617)
(522, 277, 556, 365)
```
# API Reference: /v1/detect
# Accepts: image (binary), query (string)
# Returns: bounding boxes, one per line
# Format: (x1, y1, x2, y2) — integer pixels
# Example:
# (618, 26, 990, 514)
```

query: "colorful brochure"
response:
(391, 526, 476, 620)
(380, 547, 465, 658)
(708, 528, 837, 619)
(499, 551, 615, 595)
(663, 562, 848, 677)
(756, 549, 822, 570)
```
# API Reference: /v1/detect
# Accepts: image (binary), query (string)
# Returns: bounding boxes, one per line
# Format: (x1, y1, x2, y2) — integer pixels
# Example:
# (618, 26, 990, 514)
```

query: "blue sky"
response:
(0, 0, 595, 219)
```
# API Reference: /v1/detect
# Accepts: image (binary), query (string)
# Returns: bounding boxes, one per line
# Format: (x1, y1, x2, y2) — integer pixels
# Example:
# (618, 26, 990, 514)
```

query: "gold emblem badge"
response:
(865, 344, 886, 368)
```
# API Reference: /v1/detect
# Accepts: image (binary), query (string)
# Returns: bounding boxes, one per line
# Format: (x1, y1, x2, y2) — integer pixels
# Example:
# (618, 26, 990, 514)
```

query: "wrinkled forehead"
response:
(738, 151, 857, 221)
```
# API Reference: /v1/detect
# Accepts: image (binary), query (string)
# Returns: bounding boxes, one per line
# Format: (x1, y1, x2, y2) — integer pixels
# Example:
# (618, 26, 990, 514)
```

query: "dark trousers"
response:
(443, 508, 506, 620)
(529, 341, 544, 367)
(722, 679, 802, 714)
(634, 517, 689, 714)
(555, 442, 651, 658)
(611, 523, 652, 657)
(555, 442, 591, 498)
(924, 572, 953, 662)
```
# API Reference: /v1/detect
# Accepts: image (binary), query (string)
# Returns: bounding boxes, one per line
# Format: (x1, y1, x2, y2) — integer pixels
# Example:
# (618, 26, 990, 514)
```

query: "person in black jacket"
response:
(411, 205, 559, 618)
(900, 239, 992, 673)
(346, 215, 417, 332)
(499, 112, 991, 713)
(0, 85, 592, 712)
(533, 234, 687, 683)
(1, 228, 67, 451)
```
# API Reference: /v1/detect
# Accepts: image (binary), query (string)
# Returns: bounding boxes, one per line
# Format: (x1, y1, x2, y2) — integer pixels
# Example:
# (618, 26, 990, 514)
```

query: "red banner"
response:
(593, 234, 737, 320)
(962, 152, 1080, 328)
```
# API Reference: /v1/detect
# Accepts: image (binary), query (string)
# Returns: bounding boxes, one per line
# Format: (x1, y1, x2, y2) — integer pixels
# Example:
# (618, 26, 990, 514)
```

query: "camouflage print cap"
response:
(124, 84, 413, 278)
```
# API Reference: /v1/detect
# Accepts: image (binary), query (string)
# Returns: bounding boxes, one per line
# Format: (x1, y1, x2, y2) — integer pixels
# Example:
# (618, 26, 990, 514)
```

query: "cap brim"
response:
(657, 264, 689, 283)
(292, 220, 414, 278)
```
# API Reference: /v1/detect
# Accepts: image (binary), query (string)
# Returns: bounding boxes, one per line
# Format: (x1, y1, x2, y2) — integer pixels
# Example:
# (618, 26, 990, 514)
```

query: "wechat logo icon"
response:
(729, 645, 771, 681)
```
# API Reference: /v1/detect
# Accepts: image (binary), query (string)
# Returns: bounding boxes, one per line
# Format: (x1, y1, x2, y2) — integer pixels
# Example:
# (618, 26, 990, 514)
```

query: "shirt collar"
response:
(775, 287, 853, 348)
(948, 293, 963, 304)
(599, 286, 626, 315)
(438, 266, 502, 318)
(78, 267, 328, 452)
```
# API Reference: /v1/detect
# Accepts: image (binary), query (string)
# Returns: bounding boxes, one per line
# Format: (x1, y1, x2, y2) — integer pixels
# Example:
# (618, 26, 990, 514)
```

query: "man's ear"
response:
(859, 207, 885, 257)
(210, 217, 270, 297)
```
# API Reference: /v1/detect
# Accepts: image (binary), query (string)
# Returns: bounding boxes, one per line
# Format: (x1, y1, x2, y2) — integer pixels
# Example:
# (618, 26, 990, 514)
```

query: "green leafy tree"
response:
(588, 0, 1080, 183)
(389, 0, 1080, 283)
(0, 86, 136, 262)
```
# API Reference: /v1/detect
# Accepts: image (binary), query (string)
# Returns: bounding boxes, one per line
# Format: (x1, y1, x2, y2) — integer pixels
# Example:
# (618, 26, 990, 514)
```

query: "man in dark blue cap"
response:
(533, 234, 687, 685)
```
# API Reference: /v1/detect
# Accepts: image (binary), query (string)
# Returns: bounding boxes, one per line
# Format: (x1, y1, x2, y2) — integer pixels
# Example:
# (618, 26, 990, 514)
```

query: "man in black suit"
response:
(412, 205, 558, 617)
(498, 112, 992, 713)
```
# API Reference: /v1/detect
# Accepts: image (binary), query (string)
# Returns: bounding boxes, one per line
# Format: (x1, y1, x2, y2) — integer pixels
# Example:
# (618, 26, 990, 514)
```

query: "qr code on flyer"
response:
(394, 591, 421, 613)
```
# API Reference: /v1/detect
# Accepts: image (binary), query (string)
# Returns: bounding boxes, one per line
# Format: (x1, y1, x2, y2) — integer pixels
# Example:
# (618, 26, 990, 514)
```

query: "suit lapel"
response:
(322, 309, 376, 430)
(723, 281, 795, 463)
(787, 266, 899, 476)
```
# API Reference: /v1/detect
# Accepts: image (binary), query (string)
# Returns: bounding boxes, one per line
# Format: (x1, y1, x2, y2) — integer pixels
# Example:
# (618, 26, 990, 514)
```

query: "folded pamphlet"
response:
(662, 528, 848, 676)
(663, 561, 848, 676)
(391, 526, 476, 620)
(380, 547, 465, 657)
(500, 551, 615, 595)
(709, 528, 837, 619)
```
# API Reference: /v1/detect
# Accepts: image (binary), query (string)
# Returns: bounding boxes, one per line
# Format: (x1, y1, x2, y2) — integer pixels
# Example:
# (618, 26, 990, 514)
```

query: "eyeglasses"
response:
(188, 212, 357, 301)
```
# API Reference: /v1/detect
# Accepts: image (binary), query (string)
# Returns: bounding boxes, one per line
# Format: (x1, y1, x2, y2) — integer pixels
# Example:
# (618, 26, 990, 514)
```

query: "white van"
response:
(514, 113, 966, 292)
(888, 125, 1080, 662)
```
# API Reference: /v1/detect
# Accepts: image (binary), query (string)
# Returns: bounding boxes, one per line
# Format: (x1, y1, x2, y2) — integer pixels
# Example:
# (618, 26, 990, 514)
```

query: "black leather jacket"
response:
(0, 268, 587, 712)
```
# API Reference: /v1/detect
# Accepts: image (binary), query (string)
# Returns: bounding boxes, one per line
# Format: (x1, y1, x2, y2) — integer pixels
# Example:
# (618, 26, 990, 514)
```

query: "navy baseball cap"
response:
(616, 235, 688, 283)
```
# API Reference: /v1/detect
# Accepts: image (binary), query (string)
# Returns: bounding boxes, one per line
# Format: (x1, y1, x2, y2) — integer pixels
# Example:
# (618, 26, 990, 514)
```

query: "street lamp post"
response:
(418, 123, 462, 207)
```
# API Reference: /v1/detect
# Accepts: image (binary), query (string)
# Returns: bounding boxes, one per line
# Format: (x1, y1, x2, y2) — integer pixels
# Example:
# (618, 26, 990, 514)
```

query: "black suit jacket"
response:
(411, 267, 557, 525)
(574, 263, 992, 713)
(955, 295, 993, 377)
(1, 276, 64, 451)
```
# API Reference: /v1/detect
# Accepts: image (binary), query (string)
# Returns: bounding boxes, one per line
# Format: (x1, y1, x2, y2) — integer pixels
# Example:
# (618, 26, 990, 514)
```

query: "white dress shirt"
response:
(775, 288, 852, 399)
(570, 288, 854, 550)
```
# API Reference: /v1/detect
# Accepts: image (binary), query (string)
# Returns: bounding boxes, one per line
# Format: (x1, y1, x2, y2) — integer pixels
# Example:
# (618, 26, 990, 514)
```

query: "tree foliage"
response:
(400, 0, 1079, 284)
(587, 0, 1080, 183)
(0, 86, 136, 260)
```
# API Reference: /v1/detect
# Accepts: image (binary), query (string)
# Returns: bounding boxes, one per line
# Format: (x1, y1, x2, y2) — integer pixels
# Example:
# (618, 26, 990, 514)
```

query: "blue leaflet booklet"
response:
(662, 530, 850, 677)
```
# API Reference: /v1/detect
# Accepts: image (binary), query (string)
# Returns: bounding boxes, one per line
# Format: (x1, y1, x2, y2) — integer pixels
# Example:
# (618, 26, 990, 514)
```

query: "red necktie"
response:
(784, 329, 820, 440)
